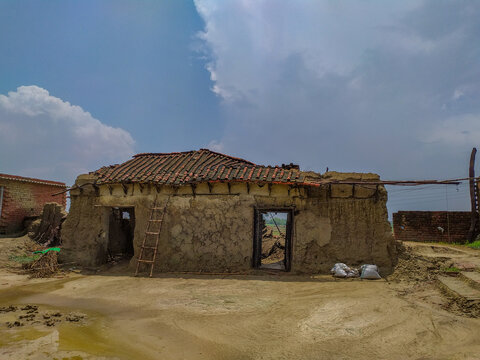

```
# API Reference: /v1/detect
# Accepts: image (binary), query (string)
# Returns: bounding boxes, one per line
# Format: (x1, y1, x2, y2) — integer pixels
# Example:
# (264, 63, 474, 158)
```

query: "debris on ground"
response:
(3, 236, 43, 270)
(0, 305, 17, 313)
(1, 303, 87, 328)
(6, 321, 23, 328)
(387, 247, 451, 282)
(66, 312, 85, 322)
(22, 250, 60, 278)
(21, 305, 38, 312)
(107, 252, 127, 265)
(19, 313, 35, 321)
(331, 263, 359, 278)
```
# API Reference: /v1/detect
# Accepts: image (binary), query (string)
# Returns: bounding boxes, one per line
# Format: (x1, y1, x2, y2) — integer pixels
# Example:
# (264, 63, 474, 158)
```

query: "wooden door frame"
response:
(252, 207, 294, 272)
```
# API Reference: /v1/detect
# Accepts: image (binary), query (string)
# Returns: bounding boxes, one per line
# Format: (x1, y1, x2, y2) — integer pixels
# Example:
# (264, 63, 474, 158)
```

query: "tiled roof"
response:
(92, 149, 313, 186)
(0, 173, 66, 187)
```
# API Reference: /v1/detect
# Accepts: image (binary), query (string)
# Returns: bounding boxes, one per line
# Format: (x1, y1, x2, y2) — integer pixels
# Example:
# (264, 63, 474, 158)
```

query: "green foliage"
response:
(466, 240, 480, 249)
(443, 266, 461, 273)
(433, 240, 480, 248)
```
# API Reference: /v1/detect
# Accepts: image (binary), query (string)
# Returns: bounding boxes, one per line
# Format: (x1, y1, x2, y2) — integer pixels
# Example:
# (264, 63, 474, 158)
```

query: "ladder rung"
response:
(136, 197, 169, 276)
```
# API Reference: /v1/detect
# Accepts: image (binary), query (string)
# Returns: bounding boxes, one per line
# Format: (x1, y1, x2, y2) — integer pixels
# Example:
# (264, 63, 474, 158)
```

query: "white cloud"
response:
(194, 1, 480, 170)
(194, 0, 480, 214)
(0, 86, 135, 184)
(452, 88, 465, 101)
(195, 0, 420, 102)
(206, 139, 224, 152)
(425, 114, 480, 146)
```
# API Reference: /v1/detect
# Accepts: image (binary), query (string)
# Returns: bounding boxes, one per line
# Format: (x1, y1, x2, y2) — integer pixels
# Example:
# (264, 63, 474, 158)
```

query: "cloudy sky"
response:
(1, 0, 479, 215)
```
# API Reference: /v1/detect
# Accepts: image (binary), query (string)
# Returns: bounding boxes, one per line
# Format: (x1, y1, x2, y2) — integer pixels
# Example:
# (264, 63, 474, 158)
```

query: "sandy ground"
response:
(1, 237, 480, 360)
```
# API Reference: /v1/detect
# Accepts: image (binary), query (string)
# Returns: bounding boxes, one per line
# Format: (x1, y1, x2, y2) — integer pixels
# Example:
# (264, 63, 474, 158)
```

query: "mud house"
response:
(61, 149, 397, 274)
(0, 173, 66, 235)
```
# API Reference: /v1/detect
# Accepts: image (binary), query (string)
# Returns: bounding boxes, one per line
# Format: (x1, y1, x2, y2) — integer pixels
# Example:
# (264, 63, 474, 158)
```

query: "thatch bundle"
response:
(22, 251, 59, 278)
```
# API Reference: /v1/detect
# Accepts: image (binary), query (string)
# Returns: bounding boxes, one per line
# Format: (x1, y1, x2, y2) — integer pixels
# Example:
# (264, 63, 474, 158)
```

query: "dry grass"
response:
(22, 251, 59, 278)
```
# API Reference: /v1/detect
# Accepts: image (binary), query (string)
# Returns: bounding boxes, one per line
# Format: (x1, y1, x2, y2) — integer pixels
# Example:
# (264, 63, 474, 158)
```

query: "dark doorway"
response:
(253, 209, 293, 271)
(108, 207, 135, 262)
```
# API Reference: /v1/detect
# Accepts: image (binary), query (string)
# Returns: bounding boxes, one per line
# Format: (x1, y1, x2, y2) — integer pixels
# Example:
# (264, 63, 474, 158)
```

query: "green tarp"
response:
(33, 247, 61, 254)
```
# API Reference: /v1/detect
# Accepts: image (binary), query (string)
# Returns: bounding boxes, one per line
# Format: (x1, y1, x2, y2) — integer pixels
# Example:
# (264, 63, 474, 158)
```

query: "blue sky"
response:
(1, 0, 479, 215)
(0, 0, 220, 153)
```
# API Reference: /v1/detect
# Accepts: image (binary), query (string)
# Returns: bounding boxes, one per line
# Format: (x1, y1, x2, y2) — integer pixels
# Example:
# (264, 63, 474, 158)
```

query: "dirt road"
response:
(1, 237, 480, 360)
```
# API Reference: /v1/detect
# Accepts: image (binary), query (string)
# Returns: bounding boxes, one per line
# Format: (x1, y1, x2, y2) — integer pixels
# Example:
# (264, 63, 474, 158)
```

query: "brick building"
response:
(0, 173, 67, 235)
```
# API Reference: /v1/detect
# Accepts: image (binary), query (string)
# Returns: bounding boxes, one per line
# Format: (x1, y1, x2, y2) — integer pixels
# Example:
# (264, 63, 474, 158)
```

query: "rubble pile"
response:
(261, 227, 285, 263)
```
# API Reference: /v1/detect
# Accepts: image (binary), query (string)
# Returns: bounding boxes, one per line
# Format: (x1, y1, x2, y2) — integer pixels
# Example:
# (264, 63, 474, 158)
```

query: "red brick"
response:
(0, 176, 66, 234)
(393, 211, 471, 243)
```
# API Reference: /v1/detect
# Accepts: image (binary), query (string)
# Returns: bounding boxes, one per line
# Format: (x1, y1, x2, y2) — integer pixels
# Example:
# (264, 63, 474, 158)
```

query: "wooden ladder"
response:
(134, 197, 170, 277)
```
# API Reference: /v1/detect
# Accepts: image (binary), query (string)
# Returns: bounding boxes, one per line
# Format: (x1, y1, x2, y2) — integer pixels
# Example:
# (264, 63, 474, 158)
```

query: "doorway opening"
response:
(253, 209, 293, 271)
(107, 207, 135, 263)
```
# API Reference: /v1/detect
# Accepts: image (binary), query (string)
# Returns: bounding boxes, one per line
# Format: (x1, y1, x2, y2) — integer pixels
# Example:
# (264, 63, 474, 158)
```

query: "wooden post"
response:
(467, 147, 478, 243)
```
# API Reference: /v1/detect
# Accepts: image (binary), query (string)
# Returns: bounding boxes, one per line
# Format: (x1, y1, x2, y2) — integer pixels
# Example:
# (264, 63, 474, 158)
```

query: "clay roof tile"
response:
(91, 149, 311, 187)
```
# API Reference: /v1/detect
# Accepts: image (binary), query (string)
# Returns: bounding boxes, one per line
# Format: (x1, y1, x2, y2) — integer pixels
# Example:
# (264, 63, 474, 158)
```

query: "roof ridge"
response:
(132, 149, 257, 166)
(0, 173, 66, 187)
(133, 150, 197, 158)
(91, 149, 310, 187)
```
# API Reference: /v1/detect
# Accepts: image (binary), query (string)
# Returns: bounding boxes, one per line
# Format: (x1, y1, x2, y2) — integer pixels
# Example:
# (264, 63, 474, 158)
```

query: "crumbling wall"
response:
(293, 172, 396, 274)
(28, 202, 67, 245)
(61, 171, 397, 274)
(60, 175, 108, 266)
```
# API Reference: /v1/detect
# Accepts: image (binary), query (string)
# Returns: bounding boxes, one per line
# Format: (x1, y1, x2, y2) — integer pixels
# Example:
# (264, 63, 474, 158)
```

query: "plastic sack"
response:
(330, 263, 349, 277)
(331, 263, 358, 278)
(360, 264, 381, 279)
(346, 268, 359, 278)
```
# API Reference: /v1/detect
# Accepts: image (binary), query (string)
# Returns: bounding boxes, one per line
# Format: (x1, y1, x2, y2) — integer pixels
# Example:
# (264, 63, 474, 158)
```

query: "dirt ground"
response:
(1, 236, 480, 360)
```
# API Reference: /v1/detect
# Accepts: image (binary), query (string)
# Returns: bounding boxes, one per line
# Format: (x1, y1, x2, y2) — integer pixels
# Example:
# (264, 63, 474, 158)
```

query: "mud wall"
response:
(393, 211, 471, 243)
(294, 174, 396, 274)
(61, 172, 397, 274)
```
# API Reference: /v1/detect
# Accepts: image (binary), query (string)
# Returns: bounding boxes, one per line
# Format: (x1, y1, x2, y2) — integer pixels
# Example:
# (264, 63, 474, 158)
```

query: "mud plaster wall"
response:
(61, 175, 397, 274)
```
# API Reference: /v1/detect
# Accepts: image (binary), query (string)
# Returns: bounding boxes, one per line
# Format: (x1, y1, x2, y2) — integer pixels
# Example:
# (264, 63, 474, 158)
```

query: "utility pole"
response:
(467, 147, 478, 243)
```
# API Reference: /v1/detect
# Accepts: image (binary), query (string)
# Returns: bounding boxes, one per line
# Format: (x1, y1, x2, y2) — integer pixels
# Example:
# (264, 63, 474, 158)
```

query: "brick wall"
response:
(393, 211, 472, 243)
(0, 179, 66, 234)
